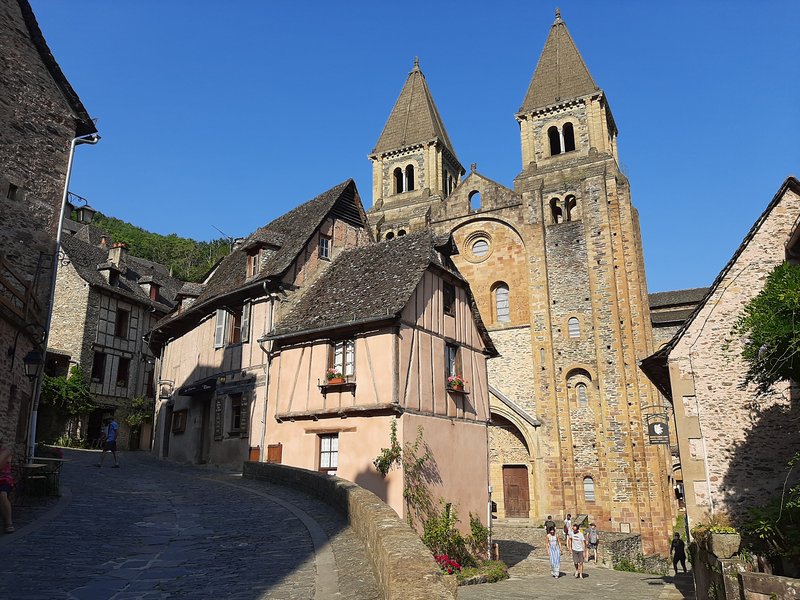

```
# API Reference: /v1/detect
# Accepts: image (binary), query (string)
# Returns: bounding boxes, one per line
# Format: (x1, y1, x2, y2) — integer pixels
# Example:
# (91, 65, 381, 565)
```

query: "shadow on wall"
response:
(354, 467, 389, 503)
(719, 389, 800, 525)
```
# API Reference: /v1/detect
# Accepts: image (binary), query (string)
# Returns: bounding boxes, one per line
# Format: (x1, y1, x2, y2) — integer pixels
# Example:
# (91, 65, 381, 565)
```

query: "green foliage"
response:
(40, 365, 97, 416)
(122, 396, 154, 428)
(732, 262, 800, 395)
(402, 426, 435, 529)
(613, 556, 640, 572)
(92, 213, 230, 282)
(373, 419, 402, 476)
(53, 434, 89, 449)
(456, 561, 509, 584)
(422, 502, 473, 567)
(691, 512, 738, 545)
(741, 482, 800, 558)
(468, 513, 490, 558)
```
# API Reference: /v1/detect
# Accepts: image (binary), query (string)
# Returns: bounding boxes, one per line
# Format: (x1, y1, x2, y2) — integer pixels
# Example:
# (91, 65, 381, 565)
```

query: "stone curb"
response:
(243, 461, 457, 600)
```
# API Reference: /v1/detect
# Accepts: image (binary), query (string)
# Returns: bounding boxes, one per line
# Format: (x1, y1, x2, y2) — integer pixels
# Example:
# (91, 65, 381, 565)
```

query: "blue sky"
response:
(31, 1, 799, 292)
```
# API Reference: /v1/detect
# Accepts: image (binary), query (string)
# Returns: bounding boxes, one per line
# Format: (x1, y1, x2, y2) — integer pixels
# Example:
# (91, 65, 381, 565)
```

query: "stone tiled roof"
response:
(372, 60, 458, 158)
(651, 308, 696, 325)
(648, 287, 709, 309)
(176, 282, 205, 298)
(268, 230, 498, 356)
(153, 179, 367, 332)
(519, 11, 599, 113)
(16, 0, 96, 136)
(61, 234, 183, 312)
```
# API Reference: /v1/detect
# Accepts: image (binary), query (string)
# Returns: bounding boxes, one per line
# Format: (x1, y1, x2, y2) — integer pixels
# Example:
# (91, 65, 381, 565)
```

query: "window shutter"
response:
(214, 309, 227, 348)
(344, 340, 355, 376)
(241, 302, 251, 343)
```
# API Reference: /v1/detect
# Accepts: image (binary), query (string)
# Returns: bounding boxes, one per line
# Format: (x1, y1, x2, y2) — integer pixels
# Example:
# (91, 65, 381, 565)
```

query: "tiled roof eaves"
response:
(640, 176, 800, 396)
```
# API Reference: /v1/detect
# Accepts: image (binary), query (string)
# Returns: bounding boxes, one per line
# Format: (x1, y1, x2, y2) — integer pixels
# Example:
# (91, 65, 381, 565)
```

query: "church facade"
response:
(367, 11, 674, 553)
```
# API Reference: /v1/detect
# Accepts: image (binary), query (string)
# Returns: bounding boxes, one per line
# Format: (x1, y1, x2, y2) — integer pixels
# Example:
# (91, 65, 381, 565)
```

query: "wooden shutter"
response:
(214, 309, 227, 348)
(241, 302, 251, 343)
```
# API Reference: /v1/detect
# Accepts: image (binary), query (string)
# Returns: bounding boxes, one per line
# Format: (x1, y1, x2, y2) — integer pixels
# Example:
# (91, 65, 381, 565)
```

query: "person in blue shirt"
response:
(97, 415, 120, 468)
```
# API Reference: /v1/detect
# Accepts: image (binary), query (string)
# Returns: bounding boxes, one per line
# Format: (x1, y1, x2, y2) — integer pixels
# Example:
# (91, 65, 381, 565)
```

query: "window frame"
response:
(318, 433, 339, 475)
(568, 317, 581, 338)
(116, 357, 131, 388)
(91, 351, 106, 382)
(330, 339, 355, 378)
(493, 283, 510, 323)
(318, 234, 331, 260)
(445, 343, 462, 379)
(583, 476, 596, 502)
(114, 309, 130, 339)
(229, 393, 243, 434)
(443, 282, 456, 316)
(172, 409, 188, 434)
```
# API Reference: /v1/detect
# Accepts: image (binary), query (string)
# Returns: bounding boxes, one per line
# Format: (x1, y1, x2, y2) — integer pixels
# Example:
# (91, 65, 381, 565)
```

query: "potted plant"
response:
(447, 375, 466, 391)
(326, 368, 345, 385)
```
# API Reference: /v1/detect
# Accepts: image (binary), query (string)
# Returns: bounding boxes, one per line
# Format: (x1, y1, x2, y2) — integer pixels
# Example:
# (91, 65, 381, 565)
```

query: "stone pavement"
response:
(0, 449, 380, 600)
(459, 523, 695, 600)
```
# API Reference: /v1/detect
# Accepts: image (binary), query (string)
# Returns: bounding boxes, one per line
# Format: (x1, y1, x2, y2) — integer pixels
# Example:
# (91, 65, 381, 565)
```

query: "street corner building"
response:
(366, 11, 678, 553)
(46, 221, 184, 449)
(263, 230, 498, 526)
(640, 177, 800, 529)
(148, 180, 373, 468)
(0, 0, 97, 453)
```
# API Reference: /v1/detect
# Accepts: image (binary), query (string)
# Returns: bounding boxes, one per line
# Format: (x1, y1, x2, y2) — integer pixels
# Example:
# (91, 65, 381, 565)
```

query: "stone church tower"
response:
(367, 11, 673, 553)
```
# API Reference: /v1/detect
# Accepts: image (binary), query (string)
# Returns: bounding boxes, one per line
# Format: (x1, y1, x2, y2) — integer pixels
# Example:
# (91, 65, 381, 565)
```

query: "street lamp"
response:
(74, 203, 96, 225)
(22, 350, 43, 381)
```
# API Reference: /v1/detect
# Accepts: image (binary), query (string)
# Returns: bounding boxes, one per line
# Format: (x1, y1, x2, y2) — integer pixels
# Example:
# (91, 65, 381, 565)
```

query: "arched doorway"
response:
(489, 413, 534, 518)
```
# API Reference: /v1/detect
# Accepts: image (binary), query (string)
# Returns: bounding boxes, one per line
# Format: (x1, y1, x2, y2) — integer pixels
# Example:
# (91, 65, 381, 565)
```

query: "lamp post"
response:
(27, 132, 100, 460)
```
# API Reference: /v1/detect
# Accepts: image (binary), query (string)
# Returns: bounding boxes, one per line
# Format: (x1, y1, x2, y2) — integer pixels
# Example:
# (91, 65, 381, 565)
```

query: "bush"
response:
(456, 561, 509, 584)
(422, 503, 474, 567)
(54, 435, 89, 449)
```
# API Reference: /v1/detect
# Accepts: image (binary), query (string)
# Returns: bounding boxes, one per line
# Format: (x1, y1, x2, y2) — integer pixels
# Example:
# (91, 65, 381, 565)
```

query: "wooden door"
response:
(503, 465, 530, 518)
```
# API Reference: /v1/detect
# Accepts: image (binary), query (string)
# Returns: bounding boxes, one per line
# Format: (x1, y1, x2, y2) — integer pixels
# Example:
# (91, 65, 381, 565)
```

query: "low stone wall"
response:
(243, 461, 456, 600)
(740, 571, 800, 599)
(690, 534, 751, 600)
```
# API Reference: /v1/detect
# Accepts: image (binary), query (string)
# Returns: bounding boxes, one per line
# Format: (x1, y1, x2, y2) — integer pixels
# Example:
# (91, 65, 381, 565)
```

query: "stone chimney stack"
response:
(108, 242, 128, 266)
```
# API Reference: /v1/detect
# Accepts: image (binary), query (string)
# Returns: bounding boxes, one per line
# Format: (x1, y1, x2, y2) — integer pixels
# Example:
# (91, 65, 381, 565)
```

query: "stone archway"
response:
(489, 413, 535, 519)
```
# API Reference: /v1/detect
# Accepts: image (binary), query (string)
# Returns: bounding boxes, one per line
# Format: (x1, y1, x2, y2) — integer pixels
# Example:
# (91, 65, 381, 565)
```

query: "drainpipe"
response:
(28, 132, 100, 460)
(257, 283, 278, 460)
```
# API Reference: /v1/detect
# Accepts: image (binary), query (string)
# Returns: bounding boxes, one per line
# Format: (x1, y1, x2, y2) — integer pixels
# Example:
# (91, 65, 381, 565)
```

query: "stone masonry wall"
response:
(671, 186, 800, 522)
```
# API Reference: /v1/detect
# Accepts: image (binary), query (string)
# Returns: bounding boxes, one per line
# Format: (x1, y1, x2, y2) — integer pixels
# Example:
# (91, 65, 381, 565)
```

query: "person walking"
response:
(97, 415, 120, 468)
(587, 523, 599, 563)
(546, 526, 561, 578)
(568, 523, 587, 578)
(670, 532, 687, 574)
(563, 513, 572, 547)
(544, 515, 556, 531)
(0, 441, 15, 533)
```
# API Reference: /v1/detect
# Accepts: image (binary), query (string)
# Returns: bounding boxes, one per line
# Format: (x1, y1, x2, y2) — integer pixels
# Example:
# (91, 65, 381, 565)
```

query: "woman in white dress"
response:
(546, 526, 561, 578)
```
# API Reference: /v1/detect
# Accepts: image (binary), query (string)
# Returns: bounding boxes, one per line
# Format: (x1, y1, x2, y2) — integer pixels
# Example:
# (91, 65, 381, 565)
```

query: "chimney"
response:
(99, 235, 108, 249)
(108, 242, 128, 267)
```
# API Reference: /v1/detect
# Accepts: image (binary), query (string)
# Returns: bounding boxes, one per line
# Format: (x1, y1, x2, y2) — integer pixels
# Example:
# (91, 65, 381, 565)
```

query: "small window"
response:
(469, 190, 482, 211)
(548, 126, 561, 156)
(7, 183, 18, 200)
(568, 317, 580, 338)
(116, 357, 130, 387)
(319, 434, 339, 475)
(393, 168, 403, 194)
(583, 476, 595, 502)
(91, 352, 106, 382)
(445, 343, 461, 379)
(564, 195, 577, 222)
(319, 235, 331, 259)
(149, 284, 159, 301)
(443, 282, 455, 316)
(472, 239, 489, 257)
(563, 122, 576, 152)
(405, 165, 415, 191)
(114, 309, 130, 338)
(576, 383, 588, 407)
(229, 393, 243, 433)
(229, 310, 243, 345)
(109, 271, 120, 286)
(397, 229, 406, 237)
(494, 284, 510, 323)
(172, 410, 188, 434)
(246, 251, 259, 278)
(385, 232, 395, 240)
(241, 302, 251, 344)
(331, 340, 355, 377)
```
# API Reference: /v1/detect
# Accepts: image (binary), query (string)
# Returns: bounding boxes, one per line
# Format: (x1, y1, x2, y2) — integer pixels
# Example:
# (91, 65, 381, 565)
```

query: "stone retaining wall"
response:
(243, 461, 456, 600)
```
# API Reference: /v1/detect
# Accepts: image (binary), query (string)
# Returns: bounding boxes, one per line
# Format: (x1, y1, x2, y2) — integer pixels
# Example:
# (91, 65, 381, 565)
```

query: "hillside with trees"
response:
(92, 213, 231, 282)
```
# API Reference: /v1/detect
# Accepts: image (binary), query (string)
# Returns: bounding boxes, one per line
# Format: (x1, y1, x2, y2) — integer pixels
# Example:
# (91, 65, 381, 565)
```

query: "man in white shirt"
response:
(568, 523, 587, 578)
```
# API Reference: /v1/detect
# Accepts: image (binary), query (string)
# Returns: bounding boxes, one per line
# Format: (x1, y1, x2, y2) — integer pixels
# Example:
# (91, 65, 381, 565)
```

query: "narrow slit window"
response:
(563, 122, 576, 152)
(548, 126, 561, 155)
(576, 383, 588, 407)
(405, 165, 415, 191)
(568, 317, 580, 338)
(583, 476, 595, 502)
(393, 167, 403, 194)
(494, 284, 510, 323)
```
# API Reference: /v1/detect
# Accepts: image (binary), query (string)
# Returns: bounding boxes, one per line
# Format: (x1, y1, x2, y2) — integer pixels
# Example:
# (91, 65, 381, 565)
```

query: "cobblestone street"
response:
(0, 449, 379, 600)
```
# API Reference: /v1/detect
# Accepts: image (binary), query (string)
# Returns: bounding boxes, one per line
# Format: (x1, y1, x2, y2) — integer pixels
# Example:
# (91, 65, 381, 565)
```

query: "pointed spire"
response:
(519, 11, 599, 113)
(372, 59, 458, 158)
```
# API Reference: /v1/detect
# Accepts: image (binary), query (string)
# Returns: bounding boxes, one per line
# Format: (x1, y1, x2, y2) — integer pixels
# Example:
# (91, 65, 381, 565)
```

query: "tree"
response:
(732, 261, 800, 395)
(40, 365, 97, 415)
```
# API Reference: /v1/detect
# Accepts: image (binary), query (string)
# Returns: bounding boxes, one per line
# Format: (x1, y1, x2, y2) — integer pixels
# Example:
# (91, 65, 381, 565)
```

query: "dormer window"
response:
(149, 283, 159, 301)
(319, 234, 331, 259)
(246, 249, 261, 278)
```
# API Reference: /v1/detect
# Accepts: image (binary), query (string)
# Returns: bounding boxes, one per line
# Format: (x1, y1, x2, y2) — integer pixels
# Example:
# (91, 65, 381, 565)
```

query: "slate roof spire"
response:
(372, 58, 458, 158)
(518, 10, 599, 113)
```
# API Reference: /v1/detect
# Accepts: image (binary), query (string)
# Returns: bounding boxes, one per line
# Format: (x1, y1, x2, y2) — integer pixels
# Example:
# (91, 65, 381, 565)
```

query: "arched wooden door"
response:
(503, 465, 530, 518)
